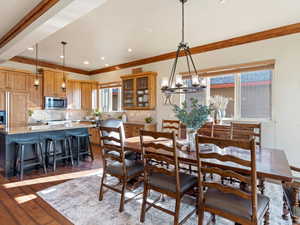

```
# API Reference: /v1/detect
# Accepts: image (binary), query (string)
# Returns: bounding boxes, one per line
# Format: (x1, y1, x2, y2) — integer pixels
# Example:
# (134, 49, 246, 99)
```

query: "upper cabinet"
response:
(43, 69, 66, 98)
(81, 81, 99, 110)
(67, 79, 81, 110)
(121, 71, 157, 110)
(0, 69, 28, 92)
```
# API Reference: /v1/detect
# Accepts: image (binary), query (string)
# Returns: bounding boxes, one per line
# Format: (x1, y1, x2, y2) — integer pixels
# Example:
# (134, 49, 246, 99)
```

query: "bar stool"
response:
(70, 133, 94, 165)
(45, 134, 74, 172)
(14, 138, 47, 180)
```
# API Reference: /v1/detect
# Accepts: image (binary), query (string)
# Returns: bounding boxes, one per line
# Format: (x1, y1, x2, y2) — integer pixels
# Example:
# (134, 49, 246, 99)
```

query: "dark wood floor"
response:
(0, 145, 102, 225)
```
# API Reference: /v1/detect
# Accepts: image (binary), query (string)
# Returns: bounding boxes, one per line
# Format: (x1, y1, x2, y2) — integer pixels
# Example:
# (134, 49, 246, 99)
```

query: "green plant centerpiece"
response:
(93, 109, 102, 120)
(172, 98, 210, 151)
(145, 117, 153, 124)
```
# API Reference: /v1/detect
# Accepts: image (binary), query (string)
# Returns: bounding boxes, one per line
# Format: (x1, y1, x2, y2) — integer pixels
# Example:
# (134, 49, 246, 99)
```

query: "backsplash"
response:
(101, 110, 156, 123)
(30, 109, 89, 122)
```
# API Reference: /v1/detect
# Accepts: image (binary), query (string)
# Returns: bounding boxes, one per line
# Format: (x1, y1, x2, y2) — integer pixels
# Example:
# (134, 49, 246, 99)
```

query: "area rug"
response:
(37, 173, 292, 225)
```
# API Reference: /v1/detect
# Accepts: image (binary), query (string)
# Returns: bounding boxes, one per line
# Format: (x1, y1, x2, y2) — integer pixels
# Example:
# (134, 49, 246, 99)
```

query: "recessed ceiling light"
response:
(101, 57, 105, 60)
(27, 47, 34, 51)
(60, 55, 64, 58)
(128, 48, 133, 52)
(105, 64, 109, 67)
(83, 61, 90, 65)
(219, 0, 226, 4)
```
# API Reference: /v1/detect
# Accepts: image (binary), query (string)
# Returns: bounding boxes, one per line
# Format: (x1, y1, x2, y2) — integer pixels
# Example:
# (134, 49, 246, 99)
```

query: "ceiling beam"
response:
(10, 56, 90, 75)
(89, 22, 300, 75)
(0, 0, 59, 49)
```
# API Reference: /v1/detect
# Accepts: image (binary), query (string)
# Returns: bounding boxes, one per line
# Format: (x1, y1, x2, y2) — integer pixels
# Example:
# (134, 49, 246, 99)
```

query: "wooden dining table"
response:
(124, 136, 293, 183)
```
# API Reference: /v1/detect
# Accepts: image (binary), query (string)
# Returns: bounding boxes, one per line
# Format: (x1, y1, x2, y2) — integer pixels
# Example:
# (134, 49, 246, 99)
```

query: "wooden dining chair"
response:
(282, 165, 300, 223)
(196, 136, 270, 225)
(197, 122, 214, 137)
(231, 122, 262, 149)
(139, 130, 197, 225)
(162, 120, 181, 137)
(98, 126, 144, 212)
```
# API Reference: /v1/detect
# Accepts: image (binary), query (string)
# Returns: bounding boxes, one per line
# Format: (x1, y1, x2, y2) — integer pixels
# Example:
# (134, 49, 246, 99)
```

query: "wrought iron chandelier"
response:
(161, 0, 207, 102)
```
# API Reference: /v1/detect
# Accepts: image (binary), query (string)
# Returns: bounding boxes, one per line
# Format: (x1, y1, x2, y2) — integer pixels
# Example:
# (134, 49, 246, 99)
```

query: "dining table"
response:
(124, 136, 293, 183)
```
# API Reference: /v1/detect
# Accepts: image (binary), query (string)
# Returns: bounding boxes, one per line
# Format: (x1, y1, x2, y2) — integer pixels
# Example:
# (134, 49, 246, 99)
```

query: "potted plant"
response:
(93, 109, 101, 121)
(173, 98, 210, 150)
(145, 117, 153, 124)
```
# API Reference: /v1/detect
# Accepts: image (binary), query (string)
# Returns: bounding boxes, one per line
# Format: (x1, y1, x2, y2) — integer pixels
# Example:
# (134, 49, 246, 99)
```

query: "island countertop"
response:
(0, 122, 97, 135)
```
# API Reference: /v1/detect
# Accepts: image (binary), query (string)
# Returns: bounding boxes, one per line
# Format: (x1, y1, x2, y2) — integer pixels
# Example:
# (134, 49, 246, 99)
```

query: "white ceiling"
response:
(18, 0, 300, 71)
(0, 0, 43, 38)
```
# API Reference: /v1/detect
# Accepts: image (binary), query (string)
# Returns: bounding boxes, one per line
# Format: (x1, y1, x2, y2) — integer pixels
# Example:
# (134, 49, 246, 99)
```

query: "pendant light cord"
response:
(35, 43, 38, 76)
(181, 0, 185, 43)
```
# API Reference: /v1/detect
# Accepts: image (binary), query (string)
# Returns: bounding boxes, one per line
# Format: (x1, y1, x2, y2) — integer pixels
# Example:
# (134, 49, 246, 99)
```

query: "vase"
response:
(213, 109, 222, 124)
(186, 128, 197, 151)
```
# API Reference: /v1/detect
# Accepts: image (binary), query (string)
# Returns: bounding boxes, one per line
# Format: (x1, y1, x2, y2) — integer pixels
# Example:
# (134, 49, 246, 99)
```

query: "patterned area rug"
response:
(38, 173, 292, 225)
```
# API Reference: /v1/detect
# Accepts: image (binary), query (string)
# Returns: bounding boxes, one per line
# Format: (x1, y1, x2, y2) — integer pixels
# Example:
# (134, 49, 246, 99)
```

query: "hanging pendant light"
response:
(61, 41, 67, 91)
(161, 0, 207, 104)
(33, 43, 40, 88)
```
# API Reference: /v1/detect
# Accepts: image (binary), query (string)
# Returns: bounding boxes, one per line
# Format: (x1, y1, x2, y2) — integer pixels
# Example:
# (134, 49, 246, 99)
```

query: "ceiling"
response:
(16, 0, 300, 71)
(0, 0, 43, 39)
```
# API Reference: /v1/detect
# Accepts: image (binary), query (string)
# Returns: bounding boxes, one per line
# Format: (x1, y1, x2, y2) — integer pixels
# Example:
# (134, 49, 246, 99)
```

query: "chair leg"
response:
(19, 145, 25, 180)
(53, 141, 57, 172)
(68, 137, 74, 166)
(88, 137, 94, 160)
(38, 143, 47, 174)
(119, 180, 127, 212)
(99, 169, 106, 201)
(14, 144, 20, 176)
(264, 205, 270, 225)
(174, 197, 181, 225)
(77, 137, 80, 165)
(140, 184, 148, 223)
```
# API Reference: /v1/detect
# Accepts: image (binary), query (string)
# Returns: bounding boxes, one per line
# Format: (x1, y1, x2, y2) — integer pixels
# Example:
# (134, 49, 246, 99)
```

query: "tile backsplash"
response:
(30, 109, 89, 122)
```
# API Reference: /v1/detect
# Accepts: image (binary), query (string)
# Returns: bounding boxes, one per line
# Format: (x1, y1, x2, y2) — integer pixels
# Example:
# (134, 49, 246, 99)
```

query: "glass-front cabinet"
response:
(121, 71, 157, 110)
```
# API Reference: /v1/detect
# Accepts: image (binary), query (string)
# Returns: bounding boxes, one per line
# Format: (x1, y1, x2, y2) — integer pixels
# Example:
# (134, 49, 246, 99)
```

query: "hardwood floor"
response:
(0, 145, 102, 225)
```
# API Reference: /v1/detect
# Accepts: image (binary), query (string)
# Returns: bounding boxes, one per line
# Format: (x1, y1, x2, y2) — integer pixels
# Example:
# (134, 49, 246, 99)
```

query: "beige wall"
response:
(91, 33, 300, 166)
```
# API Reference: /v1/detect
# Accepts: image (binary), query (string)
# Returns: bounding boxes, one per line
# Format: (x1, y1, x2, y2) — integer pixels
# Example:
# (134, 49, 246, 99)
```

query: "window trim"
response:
(99, 87, 123, 113)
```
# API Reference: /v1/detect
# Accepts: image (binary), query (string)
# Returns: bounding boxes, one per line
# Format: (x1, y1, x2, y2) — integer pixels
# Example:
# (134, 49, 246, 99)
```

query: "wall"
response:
(91, 33, 300, 166)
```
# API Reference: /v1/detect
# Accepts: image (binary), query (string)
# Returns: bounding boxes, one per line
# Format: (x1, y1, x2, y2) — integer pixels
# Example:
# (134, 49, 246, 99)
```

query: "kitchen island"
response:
(0, 122, 96, 178)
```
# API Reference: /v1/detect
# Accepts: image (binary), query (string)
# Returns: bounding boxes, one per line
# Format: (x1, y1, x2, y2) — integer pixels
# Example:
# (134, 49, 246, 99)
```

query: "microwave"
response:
(44, 97, 67, 109)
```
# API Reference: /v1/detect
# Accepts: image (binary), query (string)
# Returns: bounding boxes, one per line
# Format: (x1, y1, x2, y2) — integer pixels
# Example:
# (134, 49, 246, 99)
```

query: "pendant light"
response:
(61, 41, 67, 91)
(161, 0, 207, 104)
(33, 43, 40, 88)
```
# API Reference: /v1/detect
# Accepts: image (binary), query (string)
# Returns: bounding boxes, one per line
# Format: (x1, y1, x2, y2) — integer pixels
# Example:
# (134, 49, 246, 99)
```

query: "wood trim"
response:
(0, 0, 59, 48)
(99, 81, 122, 89)
(11, 56, 90, 75)
(89, 23, 300, 75)
(181, 59, 275, 77)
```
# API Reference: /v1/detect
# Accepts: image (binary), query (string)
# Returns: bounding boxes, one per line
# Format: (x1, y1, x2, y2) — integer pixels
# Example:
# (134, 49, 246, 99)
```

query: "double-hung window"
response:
(183, 61, 273, 121)
(100, 86, 122, 112)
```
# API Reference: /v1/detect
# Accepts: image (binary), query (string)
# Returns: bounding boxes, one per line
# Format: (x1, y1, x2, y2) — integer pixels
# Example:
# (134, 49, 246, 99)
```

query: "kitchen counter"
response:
(0, 123, 94, 178)
(0, 122, 96, 135)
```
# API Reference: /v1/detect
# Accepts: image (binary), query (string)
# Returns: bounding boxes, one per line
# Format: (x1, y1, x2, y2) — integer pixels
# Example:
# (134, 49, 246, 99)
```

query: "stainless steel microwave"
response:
(44, 97, 67, 109)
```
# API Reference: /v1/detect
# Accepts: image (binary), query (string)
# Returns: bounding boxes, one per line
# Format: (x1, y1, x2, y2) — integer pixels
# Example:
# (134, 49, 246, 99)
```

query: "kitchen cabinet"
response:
(43, 69, 66, 97)
(0, 70, 8, 89)
(81, 82, 92, 110)
(0, 70, 28, 92)
(0, 91, 5, 110)
(67, 80, 81, 109)
(9, 92, 28, 127)
(121, 71, 157, 110)
(27, 75, 43, 109)
(124, 122, 156, 138)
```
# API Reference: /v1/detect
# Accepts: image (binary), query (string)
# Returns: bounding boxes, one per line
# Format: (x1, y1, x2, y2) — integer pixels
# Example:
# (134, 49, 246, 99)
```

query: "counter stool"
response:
(14, 138, 47, 180)
(70, 133, 94, 165)
(45, 135, 74, 172)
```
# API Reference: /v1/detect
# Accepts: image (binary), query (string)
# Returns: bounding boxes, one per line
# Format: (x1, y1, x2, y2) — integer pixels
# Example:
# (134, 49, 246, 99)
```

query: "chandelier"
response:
(161, 0, 207, 103)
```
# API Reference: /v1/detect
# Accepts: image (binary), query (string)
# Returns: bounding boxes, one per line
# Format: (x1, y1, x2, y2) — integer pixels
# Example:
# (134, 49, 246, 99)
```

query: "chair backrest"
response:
(100, 119, 125, 143)
(162, 120, 180, 137)
(99, 126, 126, 174)
(195, 135, 258, 223)
(231, 122, 262, 148)
(198, 123, 231, 139)
(140, 130, 180, 193)
(197, 122, 214, 137)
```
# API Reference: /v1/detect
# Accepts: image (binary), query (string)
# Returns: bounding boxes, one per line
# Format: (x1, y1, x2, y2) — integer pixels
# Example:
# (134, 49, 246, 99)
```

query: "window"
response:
(100, 87, 122, 112)
(183, 69, 272, 120)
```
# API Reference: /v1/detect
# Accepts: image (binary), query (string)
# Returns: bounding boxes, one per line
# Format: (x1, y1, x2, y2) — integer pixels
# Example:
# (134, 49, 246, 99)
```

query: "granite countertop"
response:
(0, 122, 97, 135)
(124, 121, 156, 125)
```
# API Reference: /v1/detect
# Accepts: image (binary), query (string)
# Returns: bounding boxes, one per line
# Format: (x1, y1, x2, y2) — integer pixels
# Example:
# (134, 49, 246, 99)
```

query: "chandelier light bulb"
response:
(161, 77, 169, 89)
(192, 75, 200, 86)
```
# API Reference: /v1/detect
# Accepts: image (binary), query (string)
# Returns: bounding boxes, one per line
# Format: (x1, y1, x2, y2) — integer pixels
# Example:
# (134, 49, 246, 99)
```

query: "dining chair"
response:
(231, 122, 262, 149)
(139, 130, 197, 225)
(197, 122, 214, 137)
(162, 119, 181, 137)
(282, 165, 300, 223)
(196, 135, 270, 225)
(98, 126, 144, 212)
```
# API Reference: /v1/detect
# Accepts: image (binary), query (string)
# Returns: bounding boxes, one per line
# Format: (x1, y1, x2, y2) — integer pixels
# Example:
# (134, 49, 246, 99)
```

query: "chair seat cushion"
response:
(106, 160, 143, 177)
(148, 172, 197, 193)
(204, 188, 270, 221)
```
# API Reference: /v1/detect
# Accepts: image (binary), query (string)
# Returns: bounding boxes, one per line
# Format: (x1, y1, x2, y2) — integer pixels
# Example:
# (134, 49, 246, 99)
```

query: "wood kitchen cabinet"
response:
(124, 122, 156, 138)
(67, 80, 81, 109)
(121, 71, 157, 110)
(81, 82, 92, 110)
(9, 92, 28, 127)
(0, 70, 28, 92)
(0, 70, 8, 89)
(43, 69, 66, 97)
(0, 91, 5, 110)
(27, 75, 43, 109)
